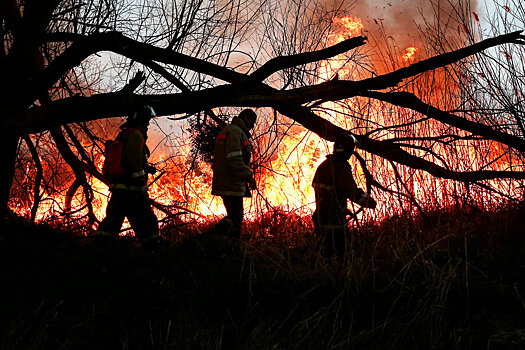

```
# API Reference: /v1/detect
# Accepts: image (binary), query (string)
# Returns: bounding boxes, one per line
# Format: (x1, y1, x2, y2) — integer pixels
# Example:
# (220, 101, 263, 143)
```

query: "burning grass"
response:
(9, 13, 525, 229)
(2, 202, 525, 349)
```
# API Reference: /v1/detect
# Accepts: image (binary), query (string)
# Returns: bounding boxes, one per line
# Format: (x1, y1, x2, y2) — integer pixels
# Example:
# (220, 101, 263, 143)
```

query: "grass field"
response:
(1, 203, 525, 349)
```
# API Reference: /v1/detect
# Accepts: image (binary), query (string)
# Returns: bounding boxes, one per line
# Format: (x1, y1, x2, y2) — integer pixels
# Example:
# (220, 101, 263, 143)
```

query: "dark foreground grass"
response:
(1, 203, 525, 349)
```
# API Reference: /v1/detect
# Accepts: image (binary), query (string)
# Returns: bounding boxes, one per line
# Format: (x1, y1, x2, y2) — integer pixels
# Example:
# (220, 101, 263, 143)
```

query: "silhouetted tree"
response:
(2, 0, 525, 220)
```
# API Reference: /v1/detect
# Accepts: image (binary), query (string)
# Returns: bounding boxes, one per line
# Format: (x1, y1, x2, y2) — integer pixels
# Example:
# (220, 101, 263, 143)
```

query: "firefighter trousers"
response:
(313, 212, 348, 259)
(215, 195, 244, 238)
(97, 189, 159, 243)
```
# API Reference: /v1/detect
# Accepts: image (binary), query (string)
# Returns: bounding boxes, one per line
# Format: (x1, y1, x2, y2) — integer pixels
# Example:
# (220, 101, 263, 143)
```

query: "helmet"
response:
(333, 133, 357, 154)
(238, 109, 257, 127)
(127, 105, 156, 126)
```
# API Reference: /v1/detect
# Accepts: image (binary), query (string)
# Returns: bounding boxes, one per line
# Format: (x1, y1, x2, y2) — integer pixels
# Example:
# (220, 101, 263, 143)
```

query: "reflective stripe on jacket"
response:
(312, 154, 366, 227)
(211, 117, 253, 197)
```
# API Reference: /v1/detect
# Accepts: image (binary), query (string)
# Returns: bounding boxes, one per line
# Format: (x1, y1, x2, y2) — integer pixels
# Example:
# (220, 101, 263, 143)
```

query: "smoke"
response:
(333, 0, 479, 52)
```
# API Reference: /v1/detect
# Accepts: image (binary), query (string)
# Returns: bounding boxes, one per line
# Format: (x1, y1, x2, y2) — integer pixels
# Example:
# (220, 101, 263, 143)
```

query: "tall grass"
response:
(1, 202, 525, 349)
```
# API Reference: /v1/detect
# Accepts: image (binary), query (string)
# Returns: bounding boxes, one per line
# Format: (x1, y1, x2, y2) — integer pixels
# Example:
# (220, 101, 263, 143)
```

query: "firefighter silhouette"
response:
(312, 133, 376, 258)
(97, 105, 160, 248)
(209, 109, 257, 238)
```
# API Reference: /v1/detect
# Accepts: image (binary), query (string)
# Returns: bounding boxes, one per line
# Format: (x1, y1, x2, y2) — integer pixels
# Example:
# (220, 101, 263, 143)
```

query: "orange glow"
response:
(9, 16, 525, 232)
(331, 16, 364, 40)
(402, 47, 418, 63)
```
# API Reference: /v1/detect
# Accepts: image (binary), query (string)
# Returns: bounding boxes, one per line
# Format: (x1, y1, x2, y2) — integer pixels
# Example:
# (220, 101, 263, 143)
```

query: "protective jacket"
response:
(98, 126, 159, 244)
(312, 154, 367, 229)
(110, 127, 150, 191)
(212, 117, 253, 197)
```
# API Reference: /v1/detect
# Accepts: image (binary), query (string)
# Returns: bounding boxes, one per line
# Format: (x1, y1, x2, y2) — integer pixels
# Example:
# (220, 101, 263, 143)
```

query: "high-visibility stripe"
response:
(312, 182, 335, 190)
(225, 150, 242, 158)
(109, 183, 148, 191)
(131, 169, 145, 178)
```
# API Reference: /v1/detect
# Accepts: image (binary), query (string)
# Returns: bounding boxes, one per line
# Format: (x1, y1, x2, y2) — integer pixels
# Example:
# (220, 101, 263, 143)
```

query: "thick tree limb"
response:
(5, 0, 58, 72)
(370, 30, 525, 88)
(119, 71, 146, 94)
(11, 30, 525, 191)
(49, 127, 107, 184)
(63, 125, 101, 177)
(238, 78, 396, 106)
(0, 135, 20, 218)
(14, 77, 525, 183)
(25, 30, 525, 120)
(50, 128, 98, 223)
(362, 91, 525, 153)
(248, 36, 367, 82)
(22, 135, 43, 222)
(240, 32, 525, 106)
(276, 105, 525, 182)
(143, 60, 226, 127)
(27, 31, 246, 109)
(13, 85, 242, 134)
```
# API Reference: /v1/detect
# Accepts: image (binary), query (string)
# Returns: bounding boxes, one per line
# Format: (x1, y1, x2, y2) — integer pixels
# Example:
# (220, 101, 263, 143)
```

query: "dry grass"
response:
(1, 202, 525, 349)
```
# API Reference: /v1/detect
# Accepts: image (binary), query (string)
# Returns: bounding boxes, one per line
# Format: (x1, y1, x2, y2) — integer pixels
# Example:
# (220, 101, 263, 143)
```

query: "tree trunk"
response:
(0, 135, 20, 220)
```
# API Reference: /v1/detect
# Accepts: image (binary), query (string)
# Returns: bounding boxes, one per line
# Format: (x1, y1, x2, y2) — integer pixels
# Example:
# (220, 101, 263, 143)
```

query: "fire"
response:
(331, 16, 364, 41)
(319, 16, 364, 80)
(9, 15, 525, 232)
(402, 47, 418, 63)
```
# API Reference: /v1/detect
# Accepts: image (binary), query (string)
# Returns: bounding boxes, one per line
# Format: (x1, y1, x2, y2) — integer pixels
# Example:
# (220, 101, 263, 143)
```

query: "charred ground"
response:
(1, 203, 525, 349)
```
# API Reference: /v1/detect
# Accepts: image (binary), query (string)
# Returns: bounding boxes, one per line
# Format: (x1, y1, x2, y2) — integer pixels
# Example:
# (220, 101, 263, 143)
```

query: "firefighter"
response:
(312, 133, 376, 258)
(97, 105, 160, 248)
(210, 109, 258, 238)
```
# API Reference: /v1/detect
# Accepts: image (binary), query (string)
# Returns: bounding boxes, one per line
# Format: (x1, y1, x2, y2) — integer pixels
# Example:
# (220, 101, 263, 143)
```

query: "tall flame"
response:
(9, 15, 525, 231)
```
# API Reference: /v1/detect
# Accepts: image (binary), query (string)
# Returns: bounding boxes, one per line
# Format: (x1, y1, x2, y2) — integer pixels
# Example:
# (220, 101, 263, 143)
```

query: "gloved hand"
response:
(247, 176, 257, 191)
(365, 197, 377, 209)
(358, 194, 377, 209)
(145, 164, 157, 175)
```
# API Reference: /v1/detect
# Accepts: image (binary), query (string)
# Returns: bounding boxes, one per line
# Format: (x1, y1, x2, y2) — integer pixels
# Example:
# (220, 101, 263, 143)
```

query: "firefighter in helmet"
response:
(97, 105, 160, 248)
(312, 133, 376, 258)
(210, 109, 258, 238)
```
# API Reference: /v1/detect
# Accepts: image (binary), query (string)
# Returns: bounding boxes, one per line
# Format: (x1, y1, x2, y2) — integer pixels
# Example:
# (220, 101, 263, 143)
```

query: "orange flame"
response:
(402, 47, 418, 63)
(9, 15, 525, 231)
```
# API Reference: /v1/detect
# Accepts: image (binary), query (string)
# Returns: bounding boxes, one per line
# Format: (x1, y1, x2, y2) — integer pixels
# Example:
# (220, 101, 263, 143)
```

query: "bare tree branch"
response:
(362, 91, 525, 152)
(276, 105, 525, 182)
(22, 135, 44, 222)
(248, 36, 367, 82)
